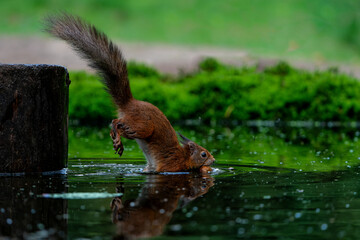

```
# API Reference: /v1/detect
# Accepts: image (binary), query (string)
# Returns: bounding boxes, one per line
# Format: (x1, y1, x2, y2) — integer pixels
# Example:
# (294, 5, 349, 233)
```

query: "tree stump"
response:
(0, 64, 70, 173)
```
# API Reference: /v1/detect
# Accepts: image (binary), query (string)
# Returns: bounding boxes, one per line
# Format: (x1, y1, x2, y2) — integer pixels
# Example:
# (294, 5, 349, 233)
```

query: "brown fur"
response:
(111, 174, 214, 239)
(45, 14, 215, 172)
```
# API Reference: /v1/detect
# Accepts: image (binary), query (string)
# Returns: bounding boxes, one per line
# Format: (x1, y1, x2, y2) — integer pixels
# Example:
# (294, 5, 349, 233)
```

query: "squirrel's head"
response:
(178, 133, 215, 169)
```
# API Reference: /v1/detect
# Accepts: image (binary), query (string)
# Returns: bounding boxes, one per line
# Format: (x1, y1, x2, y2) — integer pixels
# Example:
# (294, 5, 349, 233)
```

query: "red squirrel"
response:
(45, 14, 215, 172)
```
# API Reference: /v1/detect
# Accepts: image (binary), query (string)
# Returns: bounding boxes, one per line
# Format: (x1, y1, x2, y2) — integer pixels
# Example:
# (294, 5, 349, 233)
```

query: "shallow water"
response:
(1, 125, 360, 239)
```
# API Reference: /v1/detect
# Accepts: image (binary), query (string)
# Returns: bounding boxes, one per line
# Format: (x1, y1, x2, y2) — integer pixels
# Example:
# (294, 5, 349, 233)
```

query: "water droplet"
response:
(6, 218, 12, 225)
(237, 227, 245, 235)
(210, 225, 218, 232)
(37, 223, 45, 230)
(235, 217, 248, 224)
(320, 223, 328, 231)
(225, 207, 231, 213)
(253, 214, 262, 220)
(170, 224, 182, 231)
(337, 230, 346, 238)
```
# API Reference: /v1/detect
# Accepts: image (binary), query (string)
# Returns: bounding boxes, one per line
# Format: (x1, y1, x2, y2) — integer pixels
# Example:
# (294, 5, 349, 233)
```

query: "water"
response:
(1, 125, 360, 239)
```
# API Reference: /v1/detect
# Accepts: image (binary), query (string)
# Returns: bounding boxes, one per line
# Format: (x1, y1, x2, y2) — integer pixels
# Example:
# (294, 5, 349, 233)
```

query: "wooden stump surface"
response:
(0, 64, 70, 173)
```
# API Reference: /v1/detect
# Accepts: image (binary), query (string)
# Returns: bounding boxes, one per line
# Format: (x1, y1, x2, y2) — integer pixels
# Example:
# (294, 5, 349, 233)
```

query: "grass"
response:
(1, 0, 360, 64)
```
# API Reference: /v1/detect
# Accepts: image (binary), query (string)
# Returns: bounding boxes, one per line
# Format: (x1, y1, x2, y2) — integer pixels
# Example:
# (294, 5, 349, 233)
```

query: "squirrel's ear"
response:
(178, 132, 191, 145)
(189, 142, 196, 155)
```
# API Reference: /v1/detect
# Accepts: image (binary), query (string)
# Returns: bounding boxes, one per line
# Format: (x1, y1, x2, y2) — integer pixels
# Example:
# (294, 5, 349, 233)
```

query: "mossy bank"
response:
(69, 59, 360, 125)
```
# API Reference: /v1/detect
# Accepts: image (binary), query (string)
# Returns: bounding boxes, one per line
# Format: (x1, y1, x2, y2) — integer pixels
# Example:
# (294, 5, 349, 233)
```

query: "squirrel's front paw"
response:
(110, 197, 123, 210)
(110, 120, 124, 157)
(113, 140, 124, 157)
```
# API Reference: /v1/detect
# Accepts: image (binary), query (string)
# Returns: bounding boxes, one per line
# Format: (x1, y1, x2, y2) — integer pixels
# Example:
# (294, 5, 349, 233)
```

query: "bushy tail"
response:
(44, 13, 132, 107)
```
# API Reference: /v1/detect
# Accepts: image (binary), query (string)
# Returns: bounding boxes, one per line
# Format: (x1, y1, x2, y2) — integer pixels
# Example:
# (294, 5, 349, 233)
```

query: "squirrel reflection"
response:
(111, 173, 214, 240)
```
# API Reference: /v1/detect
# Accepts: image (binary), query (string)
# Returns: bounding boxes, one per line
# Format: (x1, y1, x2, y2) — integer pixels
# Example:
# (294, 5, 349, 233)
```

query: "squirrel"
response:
(44, 14, 215, 172)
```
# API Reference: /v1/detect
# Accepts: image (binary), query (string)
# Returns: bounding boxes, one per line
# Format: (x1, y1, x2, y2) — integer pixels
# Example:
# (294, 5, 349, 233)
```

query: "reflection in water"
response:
(111, 173, 214, 239)
(0, 174, 67, 239)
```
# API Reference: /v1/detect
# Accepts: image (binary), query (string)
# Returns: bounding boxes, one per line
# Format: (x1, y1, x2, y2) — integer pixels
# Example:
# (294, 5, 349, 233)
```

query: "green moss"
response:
(68, 60, 360, 125)
(68, 72, 116, 124)
(127, 61, 160, 78)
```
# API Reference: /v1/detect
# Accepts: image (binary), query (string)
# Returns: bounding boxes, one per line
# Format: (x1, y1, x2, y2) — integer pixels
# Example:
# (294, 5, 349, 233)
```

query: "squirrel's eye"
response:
(201, 151, 207, 158)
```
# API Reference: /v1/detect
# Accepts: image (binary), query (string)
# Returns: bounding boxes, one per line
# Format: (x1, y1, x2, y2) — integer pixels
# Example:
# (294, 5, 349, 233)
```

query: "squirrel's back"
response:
(44, 14, 132, 107)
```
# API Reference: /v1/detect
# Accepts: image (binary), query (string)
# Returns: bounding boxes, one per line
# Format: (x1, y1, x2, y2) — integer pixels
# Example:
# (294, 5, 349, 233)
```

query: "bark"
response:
(0, 64, 70, 173)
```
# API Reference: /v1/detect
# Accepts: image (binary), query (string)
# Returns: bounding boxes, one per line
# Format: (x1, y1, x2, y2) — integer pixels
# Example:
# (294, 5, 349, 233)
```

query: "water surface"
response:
(1, 125, 360, 239)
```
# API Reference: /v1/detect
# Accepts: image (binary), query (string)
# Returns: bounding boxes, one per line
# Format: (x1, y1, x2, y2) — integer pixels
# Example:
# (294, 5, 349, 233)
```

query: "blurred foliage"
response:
(68, 59, 360, 125)
(343, 16, 360, 50)
(127, 61, 160, 78)
(1, 0, 360, 63)
(69, 72, 116, 125)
